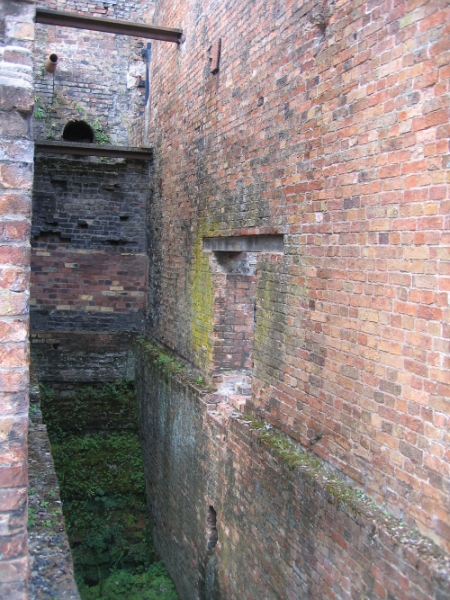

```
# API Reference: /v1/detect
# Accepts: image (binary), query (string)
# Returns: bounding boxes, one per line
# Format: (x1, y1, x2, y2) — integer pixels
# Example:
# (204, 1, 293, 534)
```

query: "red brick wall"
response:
(210, 252, 257, 372)
(0, 0, 35, 596)
(212, 271, 256, 371)
(136, 352, 450, 600)
(146, 0, 450, 554)
(31, 248, 147, 329)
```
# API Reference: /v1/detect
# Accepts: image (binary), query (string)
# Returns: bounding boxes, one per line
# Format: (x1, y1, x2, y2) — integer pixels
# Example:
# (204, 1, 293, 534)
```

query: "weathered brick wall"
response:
(136, 350, 450, 600)
(31, 331, 137, 434)
(31, 331, 135, 384)
(30, 2, 153, 439)
(209, 251, 257, 372)
(34, 0, 155, 145)
(146, 0, 450, 555)
(31, 2, 152, 349)
(0, 0, 35, 596)
(31, 156, 148, 333)
(32, 157, 148, 252)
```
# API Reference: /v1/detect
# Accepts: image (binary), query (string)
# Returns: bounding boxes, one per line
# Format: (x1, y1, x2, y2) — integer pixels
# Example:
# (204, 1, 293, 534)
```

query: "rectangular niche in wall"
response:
(203, 235, 284, 374)
(203, 234, 284, 253)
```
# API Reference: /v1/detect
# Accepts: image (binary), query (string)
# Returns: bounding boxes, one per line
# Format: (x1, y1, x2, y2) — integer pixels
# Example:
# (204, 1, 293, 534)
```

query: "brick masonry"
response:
(136, 350, 450, 600)
(144, 0, 450, 565)
(34, 0, 155, 145)
(0, 0, 35, 597)
(209, 251, 258, 372)
(30, 2, 153, 411)
(31, 156, 149, 333)
(30, 331, 137, 434)
(1, 0, 449, 596)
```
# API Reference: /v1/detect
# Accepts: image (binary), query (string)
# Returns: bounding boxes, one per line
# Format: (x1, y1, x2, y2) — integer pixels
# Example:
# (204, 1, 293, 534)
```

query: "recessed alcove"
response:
(204, 234, 285, 376)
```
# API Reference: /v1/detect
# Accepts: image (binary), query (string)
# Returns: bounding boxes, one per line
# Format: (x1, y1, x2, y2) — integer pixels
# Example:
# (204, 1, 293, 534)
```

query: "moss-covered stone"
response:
(136, 338, 212, 391)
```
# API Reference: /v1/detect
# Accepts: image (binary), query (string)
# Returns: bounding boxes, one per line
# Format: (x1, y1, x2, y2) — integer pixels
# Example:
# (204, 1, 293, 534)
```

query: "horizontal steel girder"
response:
(36, 8, 182, 43)
(35, 140, 153, 160)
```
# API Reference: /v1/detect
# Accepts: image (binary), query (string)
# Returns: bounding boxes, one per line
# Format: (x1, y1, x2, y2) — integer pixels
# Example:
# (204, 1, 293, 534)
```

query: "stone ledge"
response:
(28, 380, 79, 600)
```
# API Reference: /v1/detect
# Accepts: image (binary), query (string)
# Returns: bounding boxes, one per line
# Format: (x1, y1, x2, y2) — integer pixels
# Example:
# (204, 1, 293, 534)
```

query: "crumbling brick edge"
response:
(28, 370, 80, 599)
(136, 339, 450, 598)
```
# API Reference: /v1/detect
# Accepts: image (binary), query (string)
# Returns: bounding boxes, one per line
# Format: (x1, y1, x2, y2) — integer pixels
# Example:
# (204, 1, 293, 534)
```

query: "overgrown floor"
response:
(41, 382, 178, 599)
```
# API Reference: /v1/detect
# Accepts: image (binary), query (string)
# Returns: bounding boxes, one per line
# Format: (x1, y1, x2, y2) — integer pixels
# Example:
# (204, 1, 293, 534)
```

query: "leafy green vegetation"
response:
(91, 118, 112, 145)
(40, 380, 137, 440)
(78, 563, 178, 600)
(44, 380, 177, 599)
(28, 506, 36, 528)
(34, 106, 45, 119)
(53, 432, 153, 587)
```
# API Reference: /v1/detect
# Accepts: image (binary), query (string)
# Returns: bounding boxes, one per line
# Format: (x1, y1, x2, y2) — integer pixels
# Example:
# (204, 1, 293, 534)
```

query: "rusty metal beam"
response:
(35, 8, 182, 44)
(35, 140, 153, 160)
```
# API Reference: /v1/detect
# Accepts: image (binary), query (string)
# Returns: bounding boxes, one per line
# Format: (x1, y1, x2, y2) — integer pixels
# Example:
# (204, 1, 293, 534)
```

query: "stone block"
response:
(0, 463, 27, 488)
(0, 556, 28, 583)
(0, 85, 33, 113)
(0, 488, 26, 513)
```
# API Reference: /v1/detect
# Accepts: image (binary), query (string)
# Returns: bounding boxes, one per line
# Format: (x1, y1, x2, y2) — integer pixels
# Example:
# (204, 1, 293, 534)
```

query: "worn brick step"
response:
(217, 402, 234, 415)
(229, 394, 248, 413)
(213, 373, 251, 385)
(204, 393, 224, 405)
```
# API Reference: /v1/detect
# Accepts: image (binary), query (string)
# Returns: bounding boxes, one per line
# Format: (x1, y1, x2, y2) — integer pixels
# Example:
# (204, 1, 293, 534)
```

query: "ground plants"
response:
(77, 563, 177, 600)
(52, 432, 154, 586)
(40, 380, 138, 440)
(45, 380, 177, 599)
(34, 106, 45, 119)
(91, 118, 111, 145)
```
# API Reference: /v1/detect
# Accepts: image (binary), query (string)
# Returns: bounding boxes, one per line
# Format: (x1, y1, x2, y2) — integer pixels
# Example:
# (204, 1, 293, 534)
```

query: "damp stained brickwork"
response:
(32, 157, 147, 252)
(1, 0, 449, 597)
(145, 0, 450, 557)
(30, 157, 149, 333)
(209, 251, 257, 373)
(30, 331, 137, 435)
(31, 0, 153, 348)
(135, 346, 450, 600)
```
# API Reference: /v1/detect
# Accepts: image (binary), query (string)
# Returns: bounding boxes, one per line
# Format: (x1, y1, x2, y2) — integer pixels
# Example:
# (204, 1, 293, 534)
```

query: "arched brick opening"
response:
(62, 120, 94, 143)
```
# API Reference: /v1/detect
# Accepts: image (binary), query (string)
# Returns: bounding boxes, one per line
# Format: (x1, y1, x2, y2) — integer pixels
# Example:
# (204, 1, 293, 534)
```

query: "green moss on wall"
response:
(136, 338, 212, 392)
(243, 414, 447, 561)
(254, 270, 275, 353)
(189, 222, 215, 370)
(244, 414, 377, 515)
